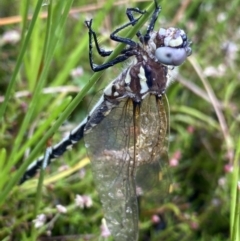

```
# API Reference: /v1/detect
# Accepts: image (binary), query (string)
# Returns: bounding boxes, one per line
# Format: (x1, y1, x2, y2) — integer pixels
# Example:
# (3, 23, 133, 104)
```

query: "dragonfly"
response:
(20, 0, 191, 240)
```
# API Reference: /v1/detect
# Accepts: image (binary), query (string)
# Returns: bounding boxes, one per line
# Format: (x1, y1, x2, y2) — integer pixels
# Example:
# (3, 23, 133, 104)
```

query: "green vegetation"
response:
(0, 0, 239, 240)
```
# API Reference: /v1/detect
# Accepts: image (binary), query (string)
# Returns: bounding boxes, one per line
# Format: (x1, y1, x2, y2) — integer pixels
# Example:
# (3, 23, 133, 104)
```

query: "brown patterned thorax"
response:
(103, 33, 168, 103)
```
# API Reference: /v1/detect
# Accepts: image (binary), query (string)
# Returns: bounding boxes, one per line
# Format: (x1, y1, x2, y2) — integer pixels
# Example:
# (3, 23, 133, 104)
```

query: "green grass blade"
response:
(0, 0, 44, 119)
(231, 136, 240, 240)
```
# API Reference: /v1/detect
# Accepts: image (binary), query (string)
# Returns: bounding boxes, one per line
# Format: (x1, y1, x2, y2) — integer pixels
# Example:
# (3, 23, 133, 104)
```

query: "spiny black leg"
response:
(144, 0, 161, 43)
(90, 19, 140, 71)
(85, 19, 112, 71)
(85, 20, 134, 57)
(110, 18, 139, 47)
(126, 7, 146, 41)
(85, 19, 136, 72)
(85, 19, 113, 58)
(89, 53, 133, 72)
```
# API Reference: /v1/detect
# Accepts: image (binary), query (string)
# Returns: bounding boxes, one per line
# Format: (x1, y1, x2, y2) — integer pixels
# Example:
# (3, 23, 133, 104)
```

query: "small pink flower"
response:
(83, 195, 93, 208)
(70, 67, 84, 78)
(100, 218, 111, 237)
(190, 221, 199, 230)
(20, 102, 28, 112)
(218, 177, 226, 187)
(151, 214, 160, 224)
(78, 169, 86, 179)
(187, 126, 195, 134)
(169, 150, 181, 167)
(224, 163, 233, 173)
(169, 158, 179, 167)
(32, 214, 46, 228)
(1, 30, 20, 45)
(58, 165, 69, 172)
(75, 194, 93, 208)
(225, 150, 234, 162)
(136, 186, 144, 196)
(75, 194, 84, 208)
(56, 204, 67, 213)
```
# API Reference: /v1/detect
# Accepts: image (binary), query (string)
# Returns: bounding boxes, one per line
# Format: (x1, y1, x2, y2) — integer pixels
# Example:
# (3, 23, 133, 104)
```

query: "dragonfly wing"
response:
(84, 99, 139, 241)
(84, 94, 171, 240)
(135, 94, 171, 207)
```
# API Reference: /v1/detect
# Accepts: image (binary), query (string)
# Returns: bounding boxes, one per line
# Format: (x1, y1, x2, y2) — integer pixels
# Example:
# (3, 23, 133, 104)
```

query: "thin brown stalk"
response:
(189, 55, 234, 163)
(0, 0, 150, 26)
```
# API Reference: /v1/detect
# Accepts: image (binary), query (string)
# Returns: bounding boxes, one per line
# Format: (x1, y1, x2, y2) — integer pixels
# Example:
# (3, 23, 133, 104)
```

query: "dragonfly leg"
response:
(125, 7, 146, 41)
(109, 18, 140, 46)
(85, 19, 137, 72)
(144, 0, 161, 43)
(85, 19, 113, 57)
(87, 51, 132, 72)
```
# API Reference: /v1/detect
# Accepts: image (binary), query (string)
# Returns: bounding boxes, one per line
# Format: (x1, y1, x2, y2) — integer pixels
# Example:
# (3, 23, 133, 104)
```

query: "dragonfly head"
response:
(154, 27, 192, 66)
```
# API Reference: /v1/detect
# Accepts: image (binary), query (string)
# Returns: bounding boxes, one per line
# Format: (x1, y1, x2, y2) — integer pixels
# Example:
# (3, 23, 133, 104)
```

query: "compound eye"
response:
(155, 46, 188, 66)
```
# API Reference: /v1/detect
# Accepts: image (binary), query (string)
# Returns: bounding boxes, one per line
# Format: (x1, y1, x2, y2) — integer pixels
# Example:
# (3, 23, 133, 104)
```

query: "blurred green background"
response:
(0, 0, 239, 240)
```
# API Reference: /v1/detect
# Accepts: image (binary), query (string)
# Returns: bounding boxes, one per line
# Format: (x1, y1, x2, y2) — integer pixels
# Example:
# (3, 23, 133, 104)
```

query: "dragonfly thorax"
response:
(103, 57, 168, 104)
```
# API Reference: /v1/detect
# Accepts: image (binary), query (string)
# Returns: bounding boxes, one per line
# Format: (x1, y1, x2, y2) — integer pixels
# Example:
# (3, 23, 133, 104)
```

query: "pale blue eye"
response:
(155, 47, 188, 66)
